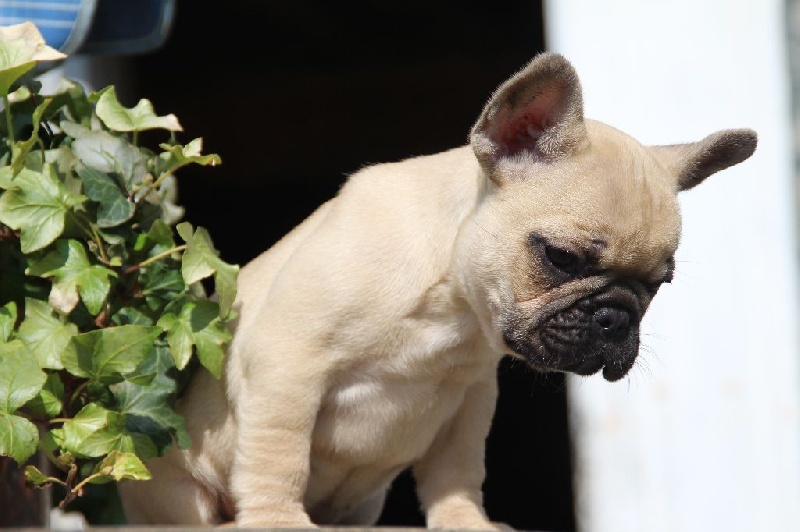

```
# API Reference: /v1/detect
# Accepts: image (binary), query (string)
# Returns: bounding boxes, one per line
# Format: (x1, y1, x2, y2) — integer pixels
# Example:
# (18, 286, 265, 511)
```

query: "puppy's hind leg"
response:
(119, 455, 222, 525)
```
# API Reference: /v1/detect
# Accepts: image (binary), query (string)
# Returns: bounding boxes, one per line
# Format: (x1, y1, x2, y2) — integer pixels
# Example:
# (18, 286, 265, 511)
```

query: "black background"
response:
(124, 1, 575, 530)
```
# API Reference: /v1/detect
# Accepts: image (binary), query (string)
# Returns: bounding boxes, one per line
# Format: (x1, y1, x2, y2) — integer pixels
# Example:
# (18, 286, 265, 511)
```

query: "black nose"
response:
(593, 306, 631, 341)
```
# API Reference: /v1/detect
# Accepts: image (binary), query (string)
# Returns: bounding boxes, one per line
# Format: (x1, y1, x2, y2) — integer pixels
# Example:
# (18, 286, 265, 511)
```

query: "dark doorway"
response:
(128, 2, 575, 530)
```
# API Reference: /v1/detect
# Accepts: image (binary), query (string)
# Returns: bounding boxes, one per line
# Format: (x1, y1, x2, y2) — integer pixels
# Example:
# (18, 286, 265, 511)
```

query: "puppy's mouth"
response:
(502, 284, 644, 382)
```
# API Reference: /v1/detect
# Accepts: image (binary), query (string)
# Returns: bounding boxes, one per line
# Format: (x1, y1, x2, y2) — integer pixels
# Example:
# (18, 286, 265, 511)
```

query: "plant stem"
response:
(3, 95, 15, 146)
(134, 169, 177, 205)
(124, 244, 187, 274)
(72, 213, 109, 264)
(69, 381, 90, 407)
(71, 471, 106, 496)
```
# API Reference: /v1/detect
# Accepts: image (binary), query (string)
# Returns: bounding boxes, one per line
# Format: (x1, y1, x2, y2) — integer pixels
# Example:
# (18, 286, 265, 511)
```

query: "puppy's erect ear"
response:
(470, 53, 588, 173)
(650, 129, 758, 191)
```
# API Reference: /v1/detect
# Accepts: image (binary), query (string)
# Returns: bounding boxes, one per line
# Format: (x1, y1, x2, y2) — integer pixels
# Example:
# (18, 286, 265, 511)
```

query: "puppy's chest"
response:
(315, 339, 492, 465)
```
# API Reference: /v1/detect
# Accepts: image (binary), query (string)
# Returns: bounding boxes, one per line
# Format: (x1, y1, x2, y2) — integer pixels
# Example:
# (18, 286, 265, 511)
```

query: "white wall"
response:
(544, 1, 800, 531)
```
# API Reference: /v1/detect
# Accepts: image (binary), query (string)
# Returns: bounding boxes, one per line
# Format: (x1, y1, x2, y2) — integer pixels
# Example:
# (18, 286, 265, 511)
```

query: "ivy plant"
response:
(0, 22, 238, 509)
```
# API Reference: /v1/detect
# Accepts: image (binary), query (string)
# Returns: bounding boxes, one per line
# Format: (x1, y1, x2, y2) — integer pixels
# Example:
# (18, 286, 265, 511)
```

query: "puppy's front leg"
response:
(414, 369, 504, 530)
(230, 348, 327, 528)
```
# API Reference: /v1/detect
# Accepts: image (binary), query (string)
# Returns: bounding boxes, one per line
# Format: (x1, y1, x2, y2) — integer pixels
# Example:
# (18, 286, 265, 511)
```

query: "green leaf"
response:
(65, 122, 147, 186)
(24, 465, 54, 487)
(112, 343, 191, 451)
(0, 167, 84, 253)
(134, 218, 175, 253)
(26, 372, 64, 418)
(177, 222, 239, 317)
(89, 450, 151, 483)
(112, 306, 154, 327)
(48, 403, 156, 460)
(9, 98, 49, 174)
(144, 267, 185, 297)
(157, 138, 221, 175)
(0, 339, 46, 412)
(17, 298, 78, 369)
(77, 165, 134, 228)
(61, 325, 161, 383)
(51, 404, 109, 448)
(0, 301, 16, 342)
(0, 412, 38, 465)
(0, 22, 66, 96)
(45, 145, 79, 176)
(0, 338, 45, 465)
(0, 166, 13, 189)
(51, 403, 120, 458)
(157, 300, 230, 377)
(27, 240, 117, 315)
(81, 420, 157, 461)
(95, 86, 182, 133)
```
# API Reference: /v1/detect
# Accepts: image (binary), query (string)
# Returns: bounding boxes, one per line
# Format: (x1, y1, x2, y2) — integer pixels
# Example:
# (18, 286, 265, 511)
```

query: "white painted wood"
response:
(544, 1, 800, 531)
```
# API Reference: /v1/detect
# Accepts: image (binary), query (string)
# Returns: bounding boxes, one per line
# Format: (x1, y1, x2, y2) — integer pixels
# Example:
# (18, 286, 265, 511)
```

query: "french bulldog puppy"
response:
(119, 52, 757, 528)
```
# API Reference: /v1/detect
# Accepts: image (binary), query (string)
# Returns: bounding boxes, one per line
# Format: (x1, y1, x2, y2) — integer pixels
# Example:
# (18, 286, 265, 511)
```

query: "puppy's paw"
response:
(427, 497, 512, 530)
(428, 513, 512, 531)
(429, 520, 512, 531)
(236, 506, 317, 529)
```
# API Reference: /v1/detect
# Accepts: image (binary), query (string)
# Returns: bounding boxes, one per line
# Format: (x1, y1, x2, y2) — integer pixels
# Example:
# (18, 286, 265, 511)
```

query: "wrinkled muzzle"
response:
(503, 285, 644, 381)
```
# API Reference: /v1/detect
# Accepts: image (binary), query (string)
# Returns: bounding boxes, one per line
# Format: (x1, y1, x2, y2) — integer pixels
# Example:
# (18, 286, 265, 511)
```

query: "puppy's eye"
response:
(544, 245, 584, 275)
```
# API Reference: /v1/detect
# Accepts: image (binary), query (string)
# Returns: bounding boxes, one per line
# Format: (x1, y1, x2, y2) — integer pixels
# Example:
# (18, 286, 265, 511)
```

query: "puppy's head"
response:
(458, 53, 756, 381)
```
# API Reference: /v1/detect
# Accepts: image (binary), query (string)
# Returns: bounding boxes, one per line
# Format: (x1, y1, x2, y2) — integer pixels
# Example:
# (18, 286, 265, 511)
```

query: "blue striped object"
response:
(0, 0, 93, 54)
(0, 0, 174, 55)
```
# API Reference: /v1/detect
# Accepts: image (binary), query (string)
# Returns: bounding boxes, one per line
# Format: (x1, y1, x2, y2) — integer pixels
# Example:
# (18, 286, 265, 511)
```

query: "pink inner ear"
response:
(498, 84, 563, 155)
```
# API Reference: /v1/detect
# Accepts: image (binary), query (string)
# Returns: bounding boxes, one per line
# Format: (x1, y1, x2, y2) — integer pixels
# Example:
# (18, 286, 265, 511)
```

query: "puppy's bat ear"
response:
(470, 52, 588, 174)
(650, 129, 758, 191)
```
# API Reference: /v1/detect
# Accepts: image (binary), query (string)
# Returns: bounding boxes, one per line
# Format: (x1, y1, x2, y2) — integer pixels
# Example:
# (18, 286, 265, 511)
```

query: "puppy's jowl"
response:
(120, 53, 756, 528)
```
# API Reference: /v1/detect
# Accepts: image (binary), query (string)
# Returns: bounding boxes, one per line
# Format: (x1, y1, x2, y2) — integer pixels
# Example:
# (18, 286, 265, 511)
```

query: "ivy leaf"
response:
(0, 339, 45, 465)
(0, 22, 66, 96)
(95, 87, 182, 133)
(157, 138, 221, 175)
(177, 222, 239, 317)
(49, 403, 155, 459)
(0, 166, 13, 189)
(0, 167, 85, 253)
(0, 413, 38, 465)
(0, 339, 46, 413)
(134, 218, 176, 253)
(27, 240, 117, 315)
(137, 260, 186, 314)
(77, 165, 134, 228)
(50, 403, 155, 460)
(61, 326, 161, 383)
(24, 465, 55, 487)
(112, 344, 191, 452)
(112, 307, 154, 327)
(88, 450, 151, 484)
(157, 300, 230, 377)
(26, 372, 64, 418)
(17, 298, 78, 369)
(10, 98, 50, 175)
(65, 122, 147, 186)
(82, 419, 157, 461)
(50, 403, 110, 454)
(0, 301, 16, 342)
